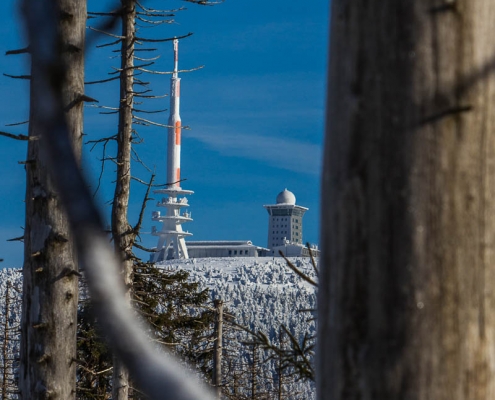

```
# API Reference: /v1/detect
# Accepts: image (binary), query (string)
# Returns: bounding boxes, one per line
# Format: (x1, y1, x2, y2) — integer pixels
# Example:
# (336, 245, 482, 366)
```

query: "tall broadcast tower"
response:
(151, 39, 193, 261)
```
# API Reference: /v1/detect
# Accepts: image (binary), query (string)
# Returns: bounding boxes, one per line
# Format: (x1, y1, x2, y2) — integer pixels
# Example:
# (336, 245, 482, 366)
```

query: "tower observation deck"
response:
(263, 189, 308, 249)
(152, 39, 193, 261)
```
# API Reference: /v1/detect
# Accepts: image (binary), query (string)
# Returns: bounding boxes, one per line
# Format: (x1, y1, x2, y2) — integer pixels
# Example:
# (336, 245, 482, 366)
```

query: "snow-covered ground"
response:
(0, 257, 317, 399)
(159, 257, 317, 336)
(158, 257, 318, 399)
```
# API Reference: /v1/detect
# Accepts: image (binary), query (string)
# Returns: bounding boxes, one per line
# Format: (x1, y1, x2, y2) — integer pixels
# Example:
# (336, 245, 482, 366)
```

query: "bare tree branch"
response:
(138, 65, 204, 75)
(0, 131, 34, 141)
(132, 242, 156, 252)
(132, 115, 170, 127)
(96, 38, 123, 48)
(133, 174, 155, 234)
(109, 61, 154, 75)
(88, 26, 125, 39)
(136, 15, 174, 25)
(5, 46, 30, 55)
(134, 54, 160, 62)
(133, 107, 167, 114)
(3, 73, 30, 80)
(278, 251, 318, 287)
(5, 120, 29, 126)
(135, 32, 193, 42)
(182, 0, 224, 5)
(136, 1, 186, 14)
(85, 75, 120, 85)
(7, 235, 24, 242)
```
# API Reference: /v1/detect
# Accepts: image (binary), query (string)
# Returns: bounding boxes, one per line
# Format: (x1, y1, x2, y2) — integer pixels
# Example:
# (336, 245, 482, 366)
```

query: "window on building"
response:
(245, 250, 248, 255)
(229, 250, 232, 256)
(234, 250, 237, 255)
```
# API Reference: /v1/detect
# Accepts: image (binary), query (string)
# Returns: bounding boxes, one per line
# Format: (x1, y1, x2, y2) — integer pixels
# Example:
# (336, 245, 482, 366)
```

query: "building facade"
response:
(263, 189, 308, 249)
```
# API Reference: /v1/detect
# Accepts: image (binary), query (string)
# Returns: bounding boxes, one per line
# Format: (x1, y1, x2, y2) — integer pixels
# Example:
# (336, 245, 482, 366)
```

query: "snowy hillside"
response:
(158, 257, 318, 399)
(159, 257, 316, 335)
(0, 257, 317, 399)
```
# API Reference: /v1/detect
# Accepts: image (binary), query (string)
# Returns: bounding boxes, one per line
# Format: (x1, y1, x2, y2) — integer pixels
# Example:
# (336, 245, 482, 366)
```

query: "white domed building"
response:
(263, 189, 314, 256)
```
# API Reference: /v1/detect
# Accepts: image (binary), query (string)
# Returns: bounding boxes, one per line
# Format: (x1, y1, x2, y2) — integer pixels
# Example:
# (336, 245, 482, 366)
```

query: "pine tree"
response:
(76, 262, 213, 398)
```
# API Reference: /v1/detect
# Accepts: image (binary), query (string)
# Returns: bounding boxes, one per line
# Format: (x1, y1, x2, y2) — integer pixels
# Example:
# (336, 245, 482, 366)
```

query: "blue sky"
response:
(0, 0, 329, 267)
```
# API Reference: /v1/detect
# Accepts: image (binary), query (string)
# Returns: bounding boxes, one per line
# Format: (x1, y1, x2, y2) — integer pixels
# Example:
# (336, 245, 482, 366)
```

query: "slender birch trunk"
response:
(319, 1, 495, 399)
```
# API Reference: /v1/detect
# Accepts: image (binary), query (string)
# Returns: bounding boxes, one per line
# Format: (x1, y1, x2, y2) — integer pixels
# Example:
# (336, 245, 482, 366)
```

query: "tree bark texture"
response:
(112, 1, 136, 399)
(213, 299, 223, 399)
(20, 0, 86, 398)
(318, 1, 495, 399)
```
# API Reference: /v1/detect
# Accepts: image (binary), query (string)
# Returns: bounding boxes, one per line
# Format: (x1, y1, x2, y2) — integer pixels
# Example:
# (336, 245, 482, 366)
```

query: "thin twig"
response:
(0, 131, 34, 141)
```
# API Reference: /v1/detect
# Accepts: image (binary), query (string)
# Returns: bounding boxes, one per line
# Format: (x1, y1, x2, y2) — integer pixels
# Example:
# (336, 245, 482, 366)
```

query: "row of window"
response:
(273, 217, 300, 223)
(228, 250, 249, 256)
(272, 226, 299, 234)
(272, 231, 300, 238)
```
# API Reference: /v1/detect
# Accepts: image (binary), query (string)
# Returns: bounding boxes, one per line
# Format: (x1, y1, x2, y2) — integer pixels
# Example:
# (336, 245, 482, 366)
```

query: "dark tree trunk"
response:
(20, 0, 86, 398)
(318, 1, 495, 399)
(213, 299, 223, 399)
(112, 1, 136, 398)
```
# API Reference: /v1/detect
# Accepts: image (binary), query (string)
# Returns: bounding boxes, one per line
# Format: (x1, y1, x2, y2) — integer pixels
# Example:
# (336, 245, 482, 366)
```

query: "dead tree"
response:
(86, 4, 201, 397)
(19, 0, 86, 398)
(110, 2, 136, 398)
(319, 1, 495, 399)
(212, 299, 223, 399)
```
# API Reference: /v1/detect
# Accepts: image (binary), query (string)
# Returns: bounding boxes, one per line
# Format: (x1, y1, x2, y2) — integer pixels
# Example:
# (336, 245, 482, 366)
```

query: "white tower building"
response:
(152, 39, 193, 261)
(264, 189, 308, 249)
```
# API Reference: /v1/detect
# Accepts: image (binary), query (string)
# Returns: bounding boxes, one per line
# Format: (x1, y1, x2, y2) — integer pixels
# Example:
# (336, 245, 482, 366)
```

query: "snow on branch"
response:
(136, 15, 174, 25)
(136, 1, 186, 14)
(139, 65, 204, 75)
(88, 26, 125, 39)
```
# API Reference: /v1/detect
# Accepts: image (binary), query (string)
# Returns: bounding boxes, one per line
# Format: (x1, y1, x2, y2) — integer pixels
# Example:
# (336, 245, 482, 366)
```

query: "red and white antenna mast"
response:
(151, 39, 193, 261)
(168, 38, 181, 187)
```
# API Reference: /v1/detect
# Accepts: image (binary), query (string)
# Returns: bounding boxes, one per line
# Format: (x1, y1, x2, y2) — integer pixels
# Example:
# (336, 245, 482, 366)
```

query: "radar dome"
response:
(276, 189, 296, 205)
